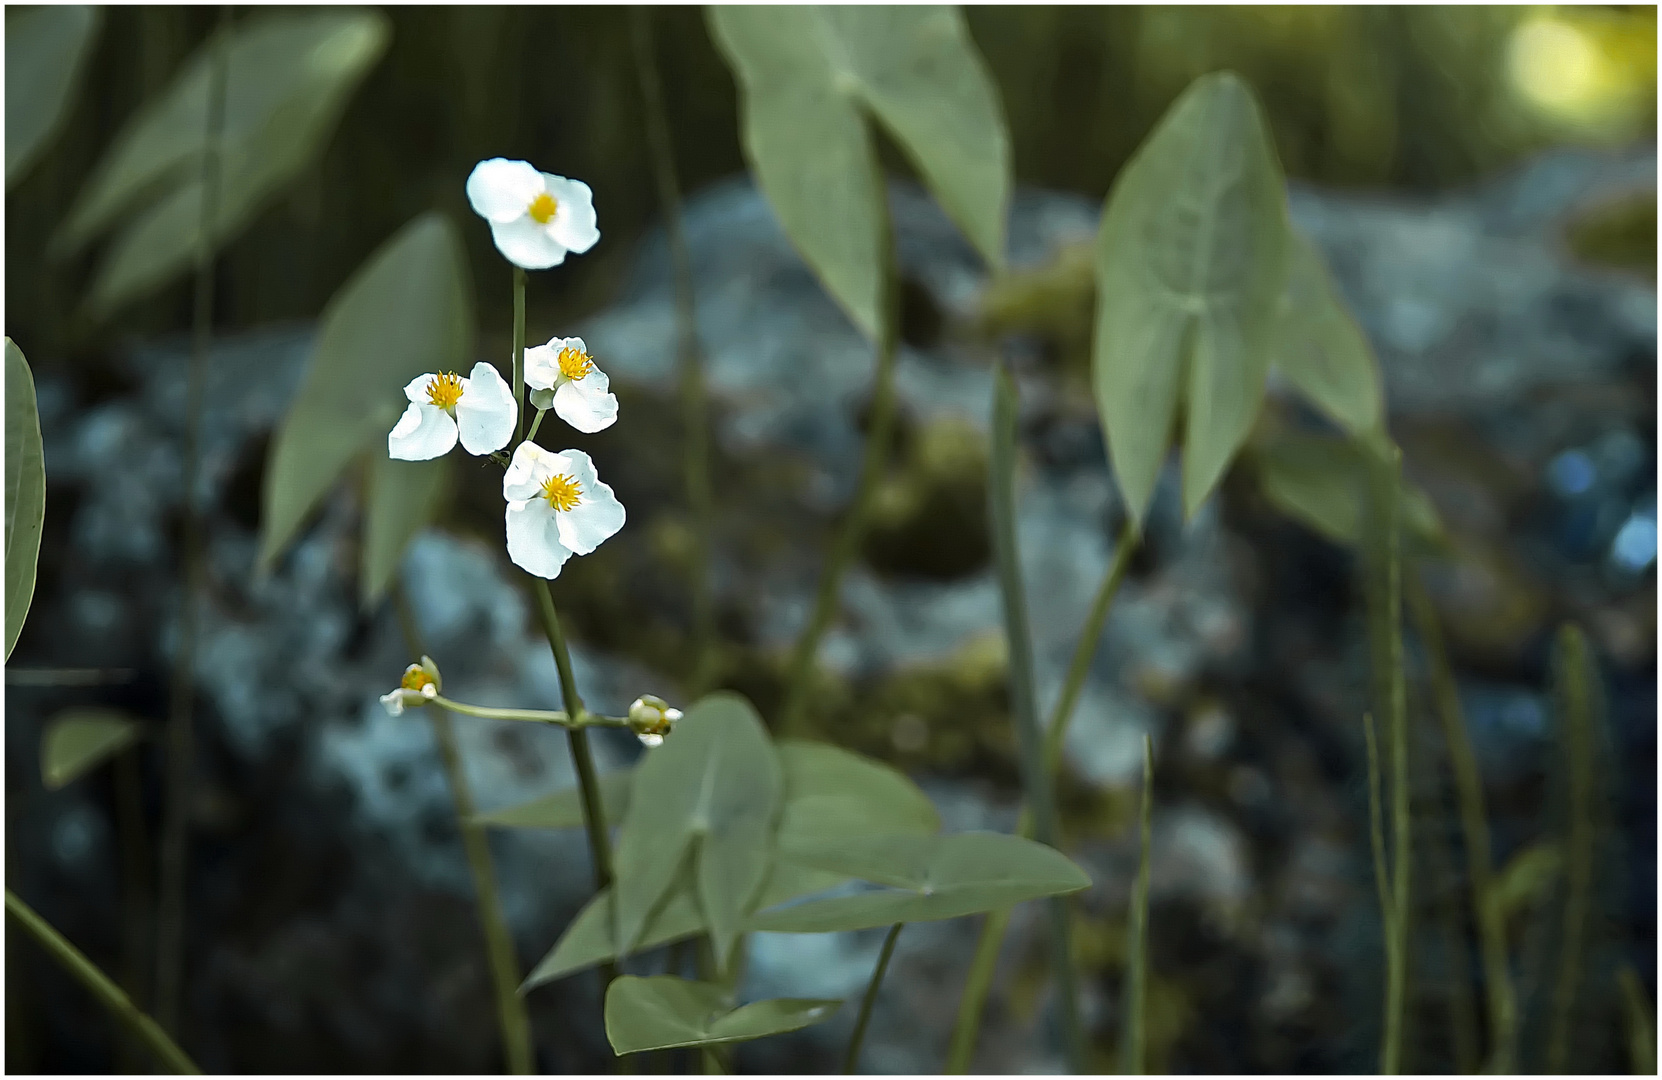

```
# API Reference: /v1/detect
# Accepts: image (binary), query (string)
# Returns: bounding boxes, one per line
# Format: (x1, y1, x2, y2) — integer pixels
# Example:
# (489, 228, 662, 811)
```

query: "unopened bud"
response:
(628, 694, 682, 748)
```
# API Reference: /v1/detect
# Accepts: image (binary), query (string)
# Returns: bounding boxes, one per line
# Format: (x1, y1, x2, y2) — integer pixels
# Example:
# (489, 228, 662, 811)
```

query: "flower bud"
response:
(628, 694, 682, 748)
(382, 658, 443, 716)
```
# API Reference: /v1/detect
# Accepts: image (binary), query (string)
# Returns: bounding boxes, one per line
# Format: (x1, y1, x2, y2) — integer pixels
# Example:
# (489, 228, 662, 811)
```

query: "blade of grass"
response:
(843, 922, 904, 1073)
(1120, 734, 1154, 1075)
(1408, 574, 1515, 1073)
(155, 4, 232, 1037)
(989, 362, 1085, 1071)
(393, 586, 534, 1073)
(1546, 623, 1596, 1074)
(947, 519, 1139, 1072)
(631, 6, 716, 697)
(1617, 965, 1656, 1076)
(7, 890, 200, 1074)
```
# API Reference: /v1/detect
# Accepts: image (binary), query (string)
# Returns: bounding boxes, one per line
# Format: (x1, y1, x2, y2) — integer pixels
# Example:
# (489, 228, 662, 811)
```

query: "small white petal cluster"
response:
(466, 158, 600, 270)
(388, 362, 516, 461)
(503, 442, 626, 579)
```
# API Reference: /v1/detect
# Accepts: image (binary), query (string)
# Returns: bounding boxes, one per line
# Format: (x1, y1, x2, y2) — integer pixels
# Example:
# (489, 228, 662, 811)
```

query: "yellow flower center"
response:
(400, 665, 435, 693)
(541, 472, 583, 512)
(527, 192, 558, 224)
(426, 371, 464, 410)
(557, 345, 595, 381)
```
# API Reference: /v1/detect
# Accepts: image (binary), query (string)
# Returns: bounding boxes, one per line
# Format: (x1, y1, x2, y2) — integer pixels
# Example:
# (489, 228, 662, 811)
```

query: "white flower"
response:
(466, 158, 600, 270)
(388, 362, 516, 461)
(380, 661, 441, 716)
(524, 336, 618, 433)
(502, 442, 626, 579)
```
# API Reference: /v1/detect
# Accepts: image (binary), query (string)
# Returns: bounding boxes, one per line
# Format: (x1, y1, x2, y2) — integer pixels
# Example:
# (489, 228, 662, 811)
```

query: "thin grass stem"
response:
(155, 5, 232, 1037)
(1546, 624, 1596, 1074)
(1617, 965, 1656, 1076)
(843, 922, 904, 1074)
(945, 908, 1012, 1073)
(7, 890, 200, 1074)
(1120, 734, 1154, 1075)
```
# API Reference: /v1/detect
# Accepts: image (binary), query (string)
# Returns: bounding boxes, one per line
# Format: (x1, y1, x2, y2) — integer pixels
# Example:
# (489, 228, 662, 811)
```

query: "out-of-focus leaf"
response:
(360, 454, 451, 609)
(474, 769, 634, 830)
(41, 708, 142, 790)
(258, 213, 473, 573)
(1271, 230, 1383, 436)
(5, 5, 101, 189)
(707, 6, 1008, 339)
(522, 861, 846, 991)
(750, 831, 1091, 933)
(56, 11, 387, 254)
(1487, 842, 1562, 923)
(5, 338, 45, 660)
(612, 692, 781, 967)
(604, 976, 840, 1055)
(1092, 71, 1288, 525)
(1254, 429, 1443, 549)
(775, 739, 940, 851)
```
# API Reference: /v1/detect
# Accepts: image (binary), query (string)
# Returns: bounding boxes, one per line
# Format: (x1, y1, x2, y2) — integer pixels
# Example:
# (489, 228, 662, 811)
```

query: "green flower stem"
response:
(524, 406, 546, 446)
(989, 364, 1085, 1072)
(946, 522, 1138, 1072)
(1407, 575, 1514, 1074)
(7, 890, 200, 1074)
(422, 695, 626, 730)
(528, 577, 619, 997)
(631, 6, 717, 696)
(1362, 712, 1398, 1061)
(1618, 965, 1656, 1076)
(512, 265, 527, 442)
(779, 198, 900, 736)
(1120, 734, 1154, 1075)
(843, 922, 904, 1074)
(1546, 624, 1595, 1075)
(394, 590, 534, 1074)
(155, 4, 231, 1038)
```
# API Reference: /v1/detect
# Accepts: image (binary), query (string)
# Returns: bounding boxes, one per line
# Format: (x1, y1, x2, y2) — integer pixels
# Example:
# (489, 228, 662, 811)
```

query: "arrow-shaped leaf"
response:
(5, 338, 45, 661)
(42, 709, 142, 790)
(1271, 229, 1383, 437)
(604, 976, 840, 1055)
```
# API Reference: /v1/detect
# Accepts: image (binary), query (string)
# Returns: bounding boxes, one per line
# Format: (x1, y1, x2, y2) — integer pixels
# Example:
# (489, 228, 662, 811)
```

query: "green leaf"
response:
(750, 831, 1091, 934)
(1092, 71, 1289, 525)
(612, 692, 782, 967)
(258, 213, 473, 573)
(5, 5, 101, 189)
(775, 739, 940, 852)
(474, 769, 633, 830)
(1271, 229, 1383, 437)
(604, 976, 840, 1055)
(360, 453, 451, 609)
(56, 11, 387, 255)
(1253, 429, 1443, 549)
(707, 6, 1009, 339)
(1488, 842, 1563, 923)
(5, 338, 45, 661)
(41, 708, 142, 790)
(522, 861, 847, 992)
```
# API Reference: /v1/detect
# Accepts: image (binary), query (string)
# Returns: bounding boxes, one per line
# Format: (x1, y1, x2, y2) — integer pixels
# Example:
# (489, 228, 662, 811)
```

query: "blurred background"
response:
(5, 4, 1656, 1074)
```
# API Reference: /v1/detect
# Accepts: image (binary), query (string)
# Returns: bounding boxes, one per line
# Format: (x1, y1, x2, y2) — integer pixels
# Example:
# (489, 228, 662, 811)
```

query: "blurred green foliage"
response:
(7, 5, 1654, 367)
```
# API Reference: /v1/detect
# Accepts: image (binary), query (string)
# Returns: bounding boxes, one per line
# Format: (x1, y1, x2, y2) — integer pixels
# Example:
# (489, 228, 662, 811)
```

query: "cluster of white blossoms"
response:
(386, 158, 625, 580)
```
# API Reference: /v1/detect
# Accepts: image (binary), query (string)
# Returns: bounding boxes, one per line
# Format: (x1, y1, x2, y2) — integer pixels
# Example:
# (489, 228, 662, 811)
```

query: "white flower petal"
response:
(552, 370, 617, 433)
(503, 440, 557, 501)
(523, 343, 559, 391)
(388, 402, 457, 461)
(466, 158, 544, 223)
(380, 690, 407, 716)
(489, 216, 567, 270)
(455, 362, 516, 455)
(541, 174, 600, 254)
(506, 499, 574, 579)
(553, 450, 625, 556)
(403, 372, 438, 404)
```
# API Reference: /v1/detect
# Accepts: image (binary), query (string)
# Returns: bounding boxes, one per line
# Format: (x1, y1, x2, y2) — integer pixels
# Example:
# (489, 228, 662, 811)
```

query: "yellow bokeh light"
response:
(1507, 15, 1606, 117)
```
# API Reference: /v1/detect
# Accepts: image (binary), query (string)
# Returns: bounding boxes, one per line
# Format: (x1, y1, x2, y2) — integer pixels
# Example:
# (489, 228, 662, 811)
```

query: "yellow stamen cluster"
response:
(541, 473, 582, 512)
(527, 192, 558, 224)
(400, 665, 436, 693)
(426, 371, 464, 410)
(557, 345, 595, 381)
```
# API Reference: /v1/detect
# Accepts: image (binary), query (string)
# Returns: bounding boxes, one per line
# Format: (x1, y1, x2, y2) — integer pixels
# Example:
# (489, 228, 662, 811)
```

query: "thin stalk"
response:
(947, 521, 1138, 1072)
(155, 5, 231, 1037)
(1546, 624, 1595, 1074)
(631, 5, 716, 696)
(528, 577, 618, 995)
(1120, 734, 1154, 1075)
(114, 747, 153, 1074)
(420, 696, 626, 730)
(989, 363, 1085, 1072)
(1408, 575, 1514, 1073)
(778, 189, 899, 736)
(843, 922, 904, 1074)
(1364, 713, 1394, 957)
(7, 890, 200, 1074)
(394, 589, 534, 1074)
(525, 407, 546, 445)
(512, 266, 526, 442)
(1617, 965, 1656, 1076)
